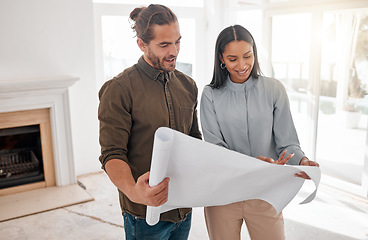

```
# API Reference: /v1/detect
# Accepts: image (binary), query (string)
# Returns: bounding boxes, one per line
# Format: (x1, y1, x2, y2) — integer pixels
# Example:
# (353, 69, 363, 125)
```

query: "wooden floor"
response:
(0, 183, 93, 222)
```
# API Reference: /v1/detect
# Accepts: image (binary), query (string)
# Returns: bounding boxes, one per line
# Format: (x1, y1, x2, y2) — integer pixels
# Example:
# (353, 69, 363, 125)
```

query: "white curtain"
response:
(335, 12, 360, 111)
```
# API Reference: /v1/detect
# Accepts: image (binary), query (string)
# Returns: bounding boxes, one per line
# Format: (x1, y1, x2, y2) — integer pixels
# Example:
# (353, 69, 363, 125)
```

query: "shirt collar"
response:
(225, 75, 256, 92)
(137, 56, 171, 82)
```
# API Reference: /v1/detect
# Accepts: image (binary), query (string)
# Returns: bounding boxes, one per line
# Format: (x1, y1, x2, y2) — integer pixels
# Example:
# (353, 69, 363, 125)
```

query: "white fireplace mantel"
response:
(0, 77, 79, 186)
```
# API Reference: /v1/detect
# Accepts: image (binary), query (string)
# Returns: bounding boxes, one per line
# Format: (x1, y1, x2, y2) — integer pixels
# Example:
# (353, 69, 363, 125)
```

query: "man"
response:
(98, 4, 202, 239)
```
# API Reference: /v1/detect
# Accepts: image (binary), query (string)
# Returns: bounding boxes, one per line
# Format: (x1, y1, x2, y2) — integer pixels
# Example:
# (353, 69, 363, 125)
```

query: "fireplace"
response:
(0, 77, 97, 222)
(0, 77, 78, 196)
(0, 125, 44, 189)
(0, 108, 56, 196)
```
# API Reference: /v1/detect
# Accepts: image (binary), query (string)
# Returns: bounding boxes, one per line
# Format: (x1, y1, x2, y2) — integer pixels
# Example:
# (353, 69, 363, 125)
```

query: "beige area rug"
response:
(0, 184, 94, 222)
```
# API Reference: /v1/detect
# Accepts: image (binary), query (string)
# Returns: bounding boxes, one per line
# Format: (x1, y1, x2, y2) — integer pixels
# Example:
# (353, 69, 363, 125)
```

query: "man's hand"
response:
(295, 158, 320, 179)
(130, 172, 170, 207)
(104, 159, 169, 207)
(257, 150, 294, 165)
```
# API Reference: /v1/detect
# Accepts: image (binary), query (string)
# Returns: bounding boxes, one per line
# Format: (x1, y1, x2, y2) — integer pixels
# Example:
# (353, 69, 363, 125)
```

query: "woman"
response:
(200, 25, 319, 240)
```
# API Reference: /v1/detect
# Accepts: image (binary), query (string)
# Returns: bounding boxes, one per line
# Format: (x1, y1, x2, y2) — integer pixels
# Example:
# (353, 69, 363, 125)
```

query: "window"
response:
(271, 13, 312, 153)
(100, 16, 196, 82)
(242, 2, 368, 195)
(316, 10, 368, 185)
(94, 3, 204, 90)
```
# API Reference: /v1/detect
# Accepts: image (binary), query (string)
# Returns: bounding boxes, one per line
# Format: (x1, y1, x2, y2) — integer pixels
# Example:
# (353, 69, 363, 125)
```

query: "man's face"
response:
(139, 22, 181, 72)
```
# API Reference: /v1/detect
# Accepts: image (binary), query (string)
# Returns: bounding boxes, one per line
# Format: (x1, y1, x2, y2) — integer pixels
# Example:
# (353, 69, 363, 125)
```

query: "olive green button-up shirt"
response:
(98, 56, 202, 223)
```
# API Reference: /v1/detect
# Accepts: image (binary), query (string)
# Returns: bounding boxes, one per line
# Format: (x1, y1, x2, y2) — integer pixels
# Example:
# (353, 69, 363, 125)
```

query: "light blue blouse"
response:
(200, 75, 305, 165)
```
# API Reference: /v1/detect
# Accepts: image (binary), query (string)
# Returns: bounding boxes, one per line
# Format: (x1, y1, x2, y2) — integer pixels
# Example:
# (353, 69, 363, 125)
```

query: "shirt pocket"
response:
(179, 106, 194, 134)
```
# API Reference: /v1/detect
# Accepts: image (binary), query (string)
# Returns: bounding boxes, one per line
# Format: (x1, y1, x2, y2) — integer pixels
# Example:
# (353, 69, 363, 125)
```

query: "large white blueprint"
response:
(146, 127, 321, 226)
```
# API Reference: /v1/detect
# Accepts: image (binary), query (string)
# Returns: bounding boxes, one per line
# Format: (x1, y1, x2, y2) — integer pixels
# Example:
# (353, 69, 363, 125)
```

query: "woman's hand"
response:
(257, 150, 294, 165)
(295, 158, 320, 179)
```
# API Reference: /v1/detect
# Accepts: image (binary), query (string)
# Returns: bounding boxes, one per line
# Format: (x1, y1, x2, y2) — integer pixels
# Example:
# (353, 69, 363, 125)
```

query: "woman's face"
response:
(221, 40, 254, 83)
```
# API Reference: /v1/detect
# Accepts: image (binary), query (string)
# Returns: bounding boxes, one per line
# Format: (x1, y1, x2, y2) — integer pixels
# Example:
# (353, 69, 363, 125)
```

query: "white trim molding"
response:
(0, 77, 79, 186)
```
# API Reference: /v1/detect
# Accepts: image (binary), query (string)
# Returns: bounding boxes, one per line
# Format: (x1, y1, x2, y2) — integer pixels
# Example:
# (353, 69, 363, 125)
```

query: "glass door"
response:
(317, 9, 368, 186)
(269, 7, 368, 195)
(271, 13, 313, 156)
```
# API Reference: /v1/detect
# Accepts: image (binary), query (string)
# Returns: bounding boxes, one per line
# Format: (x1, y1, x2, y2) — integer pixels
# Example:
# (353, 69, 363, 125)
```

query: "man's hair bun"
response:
(129, 6, 146, 22)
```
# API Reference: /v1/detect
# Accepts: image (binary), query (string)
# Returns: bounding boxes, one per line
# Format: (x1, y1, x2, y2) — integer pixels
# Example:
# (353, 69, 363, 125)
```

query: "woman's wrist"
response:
(299, 157, 309, 165)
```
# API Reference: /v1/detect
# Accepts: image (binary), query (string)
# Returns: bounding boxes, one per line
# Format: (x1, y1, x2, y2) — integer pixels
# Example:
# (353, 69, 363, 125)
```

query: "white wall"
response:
(0, 0, 101, 175)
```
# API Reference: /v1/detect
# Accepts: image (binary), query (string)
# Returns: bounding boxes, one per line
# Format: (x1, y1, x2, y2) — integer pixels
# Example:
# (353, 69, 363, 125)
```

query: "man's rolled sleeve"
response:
(98, 79, 132, 170)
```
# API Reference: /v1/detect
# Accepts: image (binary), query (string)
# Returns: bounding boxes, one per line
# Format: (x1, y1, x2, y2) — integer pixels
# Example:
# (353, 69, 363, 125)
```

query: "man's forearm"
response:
(105, 159, 136, 198)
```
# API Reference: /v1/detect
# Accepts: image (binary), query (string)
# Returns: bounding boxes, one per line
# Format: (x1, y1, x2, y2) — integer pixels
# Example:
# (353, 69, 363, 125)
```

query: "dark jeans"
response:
(123, 211, 192, 240)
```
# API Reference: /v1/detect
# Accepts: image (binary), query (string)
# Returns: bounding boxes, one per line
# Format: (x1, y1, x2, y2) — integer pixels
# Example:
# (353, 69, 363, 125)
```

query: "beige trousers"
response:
(204, 199, 285, 240)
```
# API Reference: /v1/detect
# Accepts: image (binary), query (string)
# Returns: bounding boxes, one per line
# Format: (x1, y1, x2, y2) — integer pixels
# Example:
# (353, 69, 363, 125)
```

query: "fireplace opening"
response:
(0, 125, 45, 189)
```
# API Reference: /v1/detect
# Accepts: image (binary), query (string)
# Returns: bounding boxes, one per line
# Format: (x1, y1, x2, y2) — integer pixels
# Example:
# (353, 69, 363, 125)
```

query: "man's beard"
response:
(147, 48, 176, 72)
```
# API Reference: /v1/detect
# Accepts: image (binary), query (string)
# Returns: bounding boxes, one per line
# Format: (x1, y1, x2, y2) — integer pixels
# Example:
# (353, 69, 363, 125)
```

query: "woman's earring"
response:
(220, 62, 226, 69)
